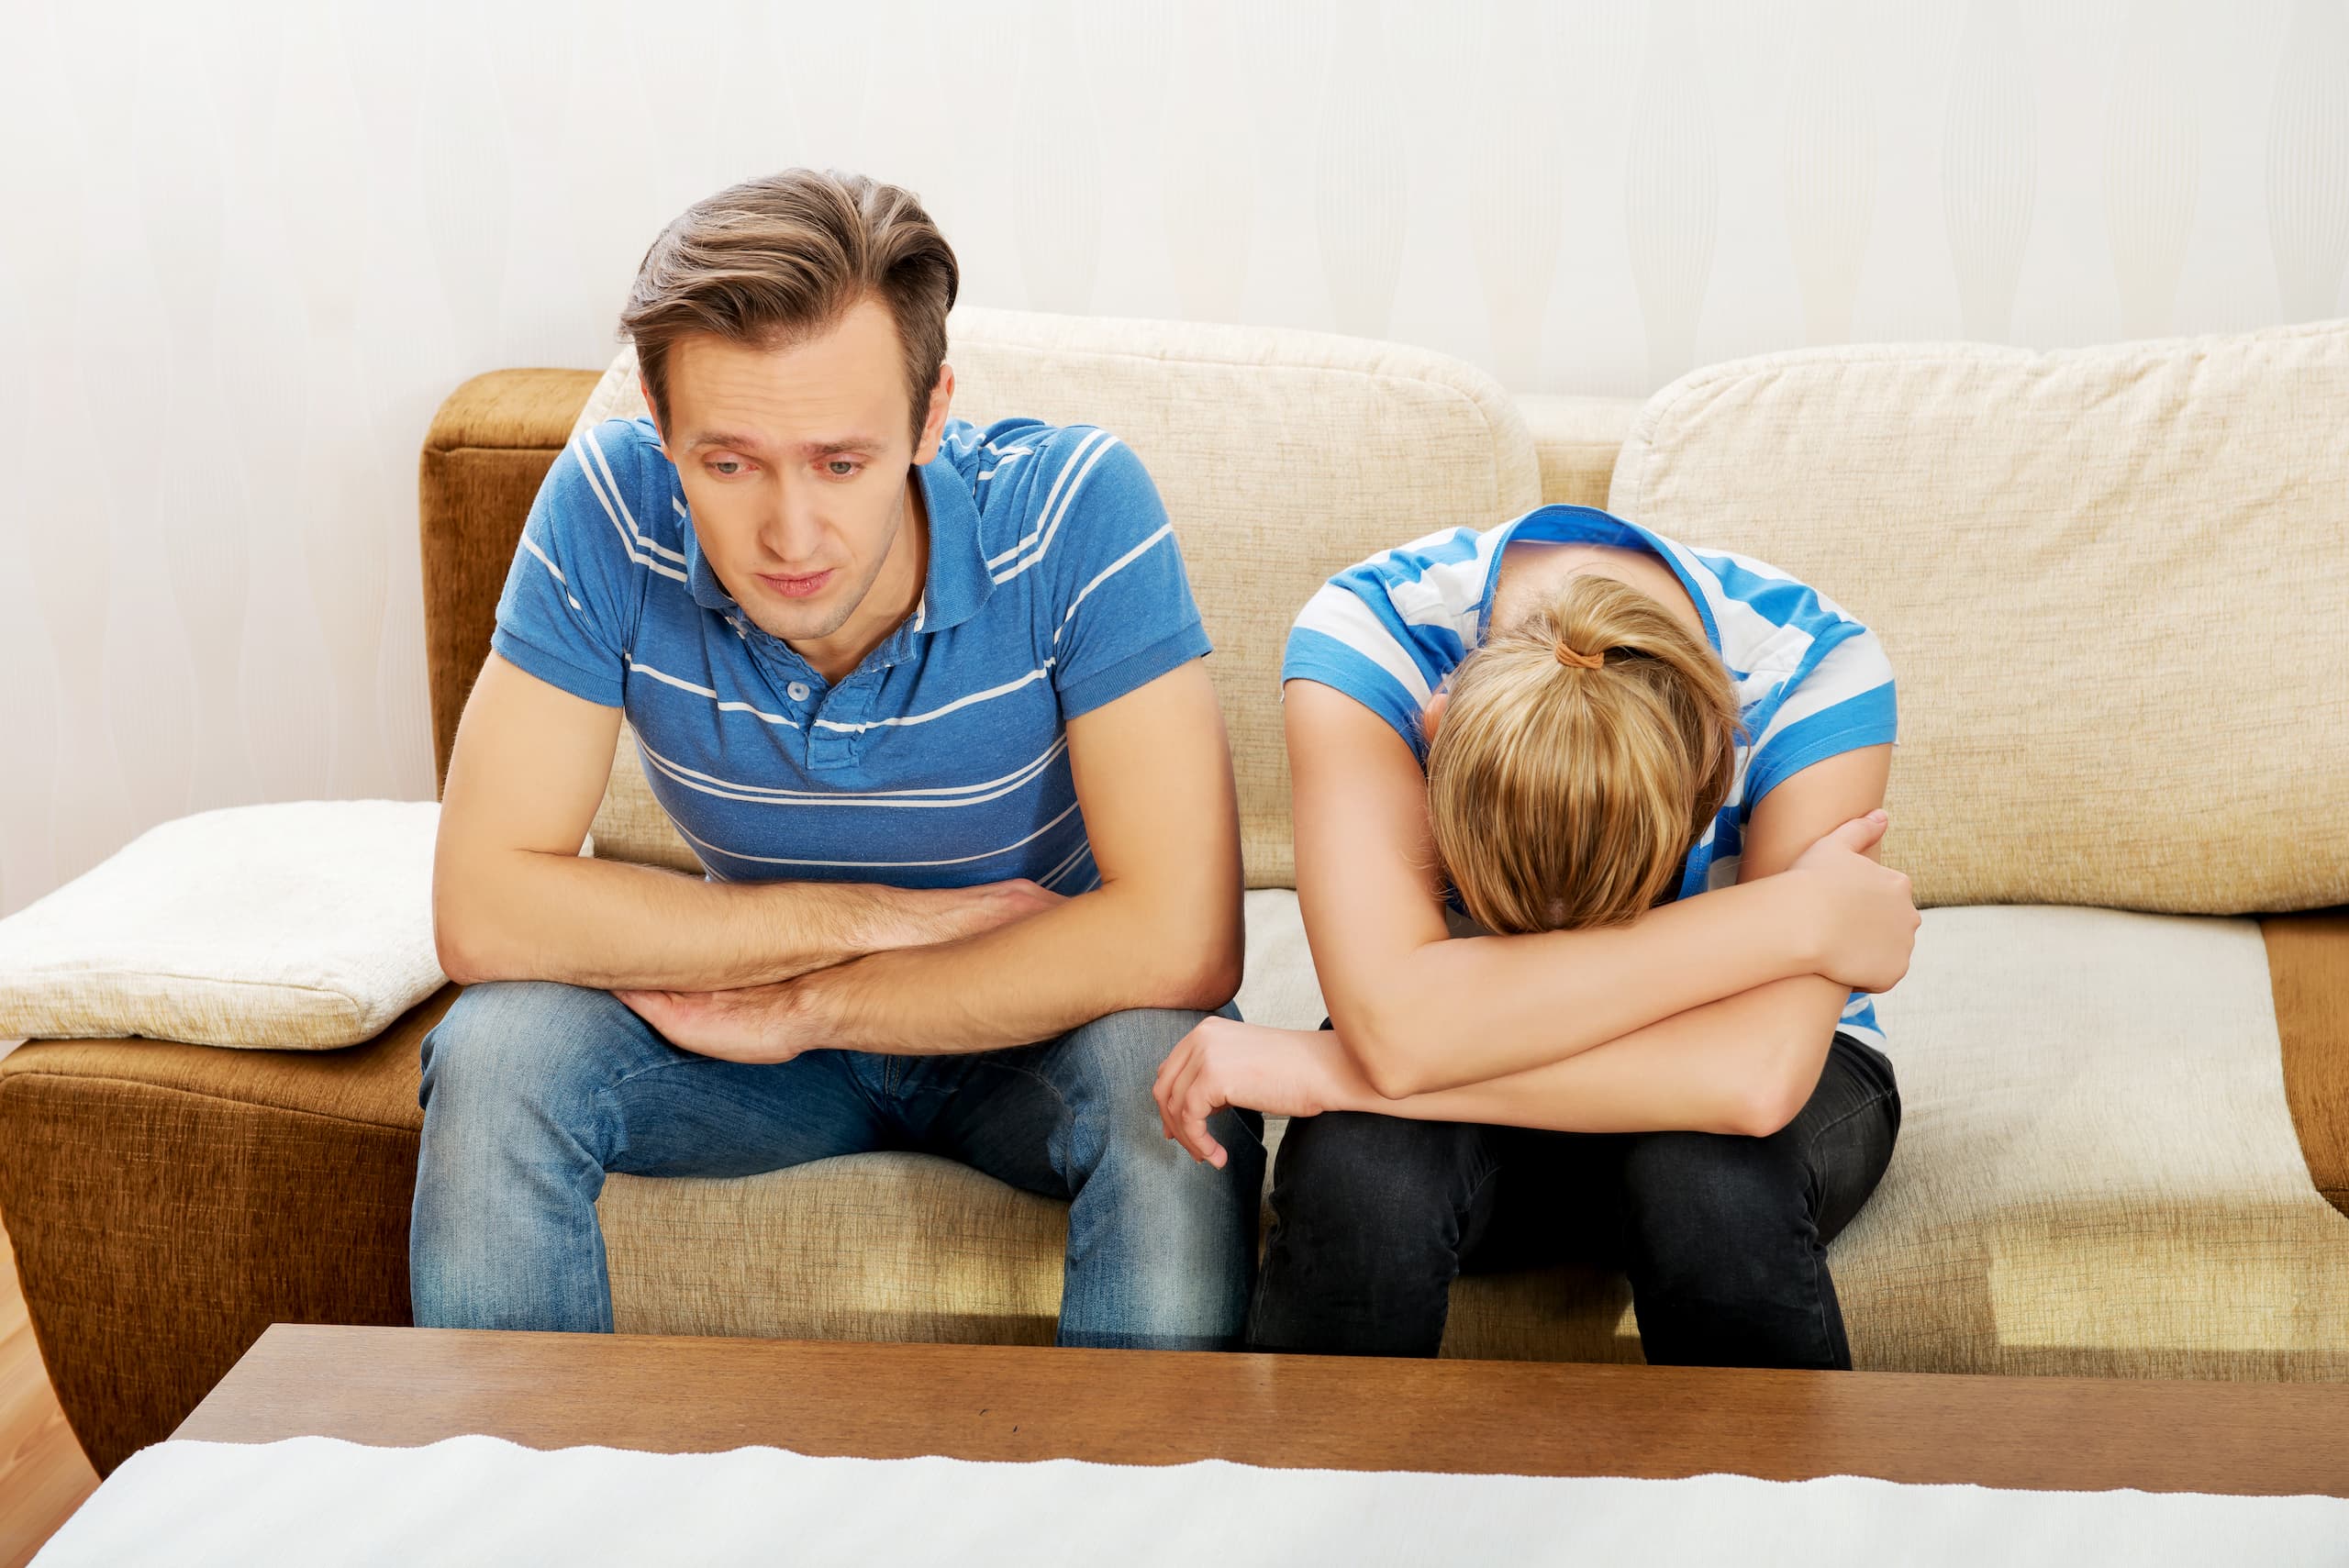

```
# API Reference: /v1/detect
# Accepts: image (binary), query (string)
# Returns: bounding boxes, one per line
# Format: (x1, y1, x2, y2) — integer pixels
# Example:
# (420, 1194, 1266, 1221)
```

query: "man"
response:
(414, 168, 1259, 1350)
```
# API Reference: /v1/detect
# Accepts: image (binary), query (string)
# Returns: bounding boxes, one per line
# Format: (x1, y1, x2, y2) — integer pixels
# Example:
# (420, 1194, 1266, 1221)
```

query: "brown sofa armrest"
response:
(0, 989, 452, 1473)
(420, 368, 605, 792)
(2267, 908, 2349, 1217)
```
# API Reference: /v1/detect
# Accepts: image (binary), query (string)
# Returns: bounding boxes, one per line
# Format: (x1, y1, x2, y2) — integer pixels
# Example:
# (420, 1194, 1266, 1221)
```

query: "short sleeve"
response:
(489, 423, 654, 706)
(1039, 432, 1212, 719)
(1742, 625, 1898, 808)
(1282, 584, 1439, 762)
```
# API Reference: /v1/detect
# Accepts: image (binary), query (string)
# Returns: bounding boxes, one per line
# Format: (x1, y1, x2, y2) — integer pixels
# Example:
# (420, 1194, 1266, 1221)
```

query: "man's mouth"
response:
(756, 569, 834, 600)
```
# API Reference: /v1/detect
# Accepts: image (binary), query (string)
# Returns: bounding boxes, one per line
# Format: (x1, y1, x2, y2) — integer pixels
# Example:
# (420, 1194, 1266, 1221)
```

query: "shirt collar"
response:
(905, 449, 992, 634)
(679, 454, 994, 634)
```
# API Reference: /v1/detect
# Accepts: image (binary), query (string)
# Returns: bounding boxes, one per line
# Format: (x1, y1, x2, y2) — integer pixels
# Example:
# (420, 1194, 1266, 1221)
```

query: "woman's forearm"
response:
(1338, 873, 1822, 1098)
(1337, 973, 1850, 1138)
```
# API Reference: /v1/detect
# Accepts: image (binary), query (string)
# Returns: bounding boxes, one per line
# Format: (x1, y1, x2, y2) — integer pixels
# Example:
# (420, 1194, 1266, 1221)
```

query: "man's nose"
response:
(759, 480, 827, 563)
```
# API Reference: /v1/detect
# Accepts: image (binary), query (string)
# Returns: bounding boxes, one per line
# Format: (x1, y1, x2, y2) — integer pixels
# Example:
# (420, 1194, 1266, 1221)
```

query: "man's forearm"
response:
(781, 878, 1241, 1056)
(434, 846, 941, 991)
(1342, 874, 1822, 1098)
(1341, 973, 1854, 1138)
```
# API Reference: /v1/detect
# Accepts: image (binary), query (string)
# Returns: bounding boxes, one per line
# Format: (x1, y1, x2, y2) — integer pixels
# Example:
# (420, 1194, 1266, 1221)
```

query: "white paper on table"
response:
(33, 1434, 2349, 1567)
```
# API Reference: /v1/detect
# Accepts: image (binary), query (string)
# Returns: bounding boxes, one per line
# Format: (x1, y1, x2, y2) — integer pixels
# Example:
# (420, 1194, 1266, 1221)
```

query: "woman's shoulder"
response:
(1653, 537, 1881, 678)
(1284, 524, 1504, 762)
(1298, 526, 1497, 646)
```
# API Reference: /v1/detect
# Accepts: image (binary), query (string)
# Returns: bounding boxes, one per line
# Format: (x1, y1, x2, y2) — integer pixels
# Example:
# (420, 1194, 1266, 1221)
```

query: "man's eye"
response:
(708, 459, 748, 477)
(826, 459, 860, 477)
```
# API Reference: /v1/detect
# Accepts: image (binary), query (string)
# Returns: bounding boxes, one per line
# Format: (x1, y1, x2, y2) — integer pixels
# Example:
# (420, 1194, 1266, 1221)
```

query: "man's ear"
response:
(913, 362, 955, 466)
(1420, 690, 1450, 744)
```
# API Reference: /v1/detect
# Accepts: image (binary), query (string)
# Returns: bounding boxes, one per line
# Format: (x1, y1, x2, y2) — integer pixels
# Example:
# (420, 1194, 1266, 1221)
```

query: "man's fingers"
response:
(612, 989, 663, 1021)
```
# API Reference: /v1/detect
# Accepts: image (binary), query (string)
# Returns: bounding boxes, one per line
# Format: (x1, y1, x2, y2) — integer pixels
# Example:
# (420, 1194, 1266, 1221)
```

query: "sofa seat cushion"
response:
(607, 902, 2349, 1377)
(1837, 905, 2349, 1378)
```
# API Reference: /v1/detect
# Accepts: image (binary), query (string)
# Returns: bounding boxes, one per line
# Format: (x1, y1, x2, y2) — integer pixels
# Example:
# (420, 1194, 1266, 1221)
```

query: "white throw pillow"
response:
(0, 801, 447, 1050)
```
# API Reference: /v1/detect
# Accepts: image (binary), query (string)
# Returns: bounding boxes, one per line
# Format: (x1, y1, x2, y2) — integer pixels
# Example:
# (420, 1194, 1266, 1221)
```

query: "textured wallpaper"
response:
(2, 0, 2345, 916)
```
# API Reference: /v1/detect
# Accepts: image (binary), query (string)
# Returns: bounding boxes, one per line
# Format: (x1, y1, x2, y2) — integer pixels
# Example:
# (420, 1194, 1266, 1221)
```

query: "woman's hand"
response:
(1787, 809, 1920, 994)
(1152, 1017, 1373, 1168)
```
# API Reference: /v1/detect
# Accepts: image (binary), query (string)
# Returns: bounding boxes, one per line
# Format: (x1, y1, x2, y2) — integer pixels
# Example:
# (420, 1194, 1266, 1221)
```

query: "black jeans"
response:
(1246, 1030, 1901, 1369)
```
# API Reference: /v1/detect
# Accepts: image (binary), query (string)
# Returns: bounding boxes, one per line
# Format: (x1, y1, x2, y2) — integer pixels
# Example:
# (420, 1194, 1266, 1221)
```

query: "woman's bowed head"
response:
(1422, 573, 1743, 936)
(1152, 563, 1913, 1169)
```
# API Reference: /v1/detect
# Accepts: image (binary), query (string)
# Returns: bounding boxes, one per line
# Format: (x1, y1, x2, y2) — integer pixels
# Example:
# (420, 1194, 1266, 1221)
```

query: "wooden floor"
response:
(0, 1218, 95, 1567)
(0, 1038, 100, 1564)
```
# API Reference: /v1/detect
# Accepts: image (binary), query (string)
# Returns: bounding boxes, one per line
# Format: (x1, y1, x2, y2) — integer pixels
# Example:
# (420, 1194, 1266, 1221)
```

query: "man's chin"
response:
(744, 591, 858, 646)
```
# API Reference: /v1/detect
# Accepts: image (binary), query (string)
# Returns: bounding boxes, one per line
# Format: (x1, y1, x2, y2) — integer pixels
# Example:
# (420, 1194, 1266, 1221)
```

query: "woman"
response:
(1152, 504, 1920, 1369)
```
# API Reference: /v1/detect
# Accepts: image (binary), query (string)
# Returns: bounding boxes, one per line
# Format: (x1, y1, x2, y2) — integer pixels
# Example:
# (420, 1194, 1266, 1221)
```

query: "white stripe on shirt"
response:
(636, 735, 1069, 806)
(671, 799, 1083, 870)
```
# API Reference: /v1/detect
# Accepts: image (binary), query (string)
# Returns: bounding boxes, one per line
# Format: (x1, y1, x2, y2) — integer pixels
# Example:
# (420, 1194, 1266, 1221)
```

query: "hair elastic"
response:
(1553, 639, 1606, 670)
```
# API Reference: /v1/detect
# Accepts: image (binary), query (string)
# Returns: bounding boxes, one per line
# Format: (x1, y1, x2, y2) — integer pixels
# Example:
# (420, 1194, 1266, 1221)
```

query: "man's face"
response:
(651, 297, 948, 654)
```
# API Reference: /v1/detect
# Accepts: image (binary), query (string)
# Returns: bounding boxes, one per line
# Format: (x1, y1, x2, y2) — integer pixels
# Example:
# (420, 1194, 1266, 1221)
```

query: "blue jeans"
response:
(410, 981, 1263, 1350)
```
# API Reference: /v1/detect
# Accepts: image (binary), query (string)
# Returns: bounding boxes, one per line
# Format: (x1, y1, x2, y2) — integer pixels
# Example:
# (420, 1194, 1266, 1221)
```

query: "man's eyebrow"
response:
(683, 429, 767, 453)
(681, 432, 882, 456)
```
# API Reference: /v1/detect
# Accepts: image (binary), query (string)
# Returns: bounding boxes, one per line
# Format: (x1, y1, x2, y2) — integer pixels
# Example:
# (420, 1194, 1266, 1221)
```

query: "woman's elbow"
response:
(1719, 1052, 1817, 1139)
(1329, 1001, 1432, 1102)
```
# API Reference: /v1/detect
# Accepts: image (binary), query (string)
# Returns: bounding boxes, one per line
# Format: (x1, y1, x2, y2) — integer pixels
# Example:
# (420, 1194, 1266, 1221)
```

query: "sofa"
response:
(4, 307, 2346, 1475)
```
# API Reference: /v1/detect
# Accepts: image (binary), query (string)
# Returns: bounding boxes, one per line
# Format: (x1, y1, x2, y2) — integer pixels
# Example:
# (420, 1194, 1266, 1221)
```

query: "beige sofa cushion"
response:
(1608, 318, 2349, 915)
(600, 900, 2349, 1379)
(1839, 904, 2349, 1378)
(570, 308, 1542, 888)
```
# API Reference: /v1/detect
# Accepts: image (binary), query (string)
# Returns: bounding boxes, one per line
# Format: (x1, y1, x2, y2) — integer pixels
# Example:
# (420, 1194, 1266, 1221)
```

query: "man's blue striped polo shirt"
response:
(490, 416, 1209, 892)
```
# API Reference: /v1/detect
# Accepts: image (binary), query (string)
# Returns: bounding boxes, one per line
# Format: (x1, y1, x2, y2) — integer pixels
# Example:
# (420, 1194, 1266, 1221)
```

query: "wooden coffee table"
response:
(171, 1325, 2349, 1497)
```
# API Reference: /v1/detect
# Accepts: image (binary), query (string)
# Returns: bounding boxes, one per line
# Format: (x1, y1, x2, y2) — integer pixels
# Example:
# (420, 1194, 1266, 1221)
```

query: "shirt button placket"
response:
(807, 678, 865, 772)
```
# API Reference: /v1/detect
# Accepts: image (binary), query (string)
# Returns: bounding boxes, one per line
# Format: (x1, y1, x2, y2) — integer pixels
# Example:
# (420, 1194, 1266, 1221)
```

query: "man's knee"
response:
(1058, 1004, 1230, 1100)
(1055, 1005, 1233, 1150)
(1053, 1006, 1264, 1209)
(418, 980, 644, 1124)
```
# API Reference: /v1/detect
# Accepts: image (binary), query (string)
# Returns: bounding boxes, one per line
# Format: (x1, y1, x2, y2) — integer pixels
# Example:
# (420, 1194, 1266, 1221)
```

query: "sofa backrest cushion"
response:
(573, 307, 1542, 888)
(1608, 319, 2349, 914)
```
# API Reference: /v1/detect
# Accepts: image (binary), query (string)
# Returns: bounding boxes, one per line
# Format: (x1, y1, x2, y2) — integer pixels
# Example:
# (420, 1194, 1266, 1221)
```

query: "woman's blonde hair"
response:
(1425, 573, 1743, 933)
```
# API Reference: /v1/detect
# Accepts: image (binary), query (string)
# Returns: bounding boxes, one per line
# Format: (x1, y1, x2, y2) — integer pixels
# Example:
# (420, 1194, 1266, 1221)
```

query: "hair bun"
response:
(1552, 638, 1606, 670)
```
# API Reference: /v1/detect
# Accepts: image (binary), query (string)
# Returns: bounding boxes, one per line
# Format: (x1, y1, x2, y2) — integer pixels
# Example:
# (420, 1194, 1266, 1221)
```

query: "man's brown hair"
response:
(620, 168, 960, 444)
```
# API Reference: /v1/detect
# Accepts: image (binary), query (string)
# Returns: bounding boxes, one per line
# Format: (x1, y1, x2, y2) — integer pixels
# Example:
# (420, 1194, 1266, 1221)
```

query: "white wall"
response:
(3, 0, 2345, 915)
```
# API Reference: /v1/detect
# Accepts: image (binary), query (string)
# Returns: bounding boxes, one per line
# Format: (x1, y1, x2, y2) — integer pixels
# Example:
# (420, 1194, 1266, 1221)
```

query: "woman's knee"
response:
(1271, 1112, 1490, 1229)
(1615, 1129, 1816, 1280)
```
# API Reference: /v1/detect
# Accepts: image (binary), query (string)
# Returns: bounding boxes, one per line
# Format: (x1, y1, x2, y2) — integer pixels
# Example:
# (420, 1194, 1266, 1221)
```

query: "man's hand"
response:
(614, 880, 1066, 1062)
(1786, 809, 1920, 994)
(895, 878, 1065, 950)
(614, 980, 817, 1063)
(1152, 1017, 1373, 1168)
